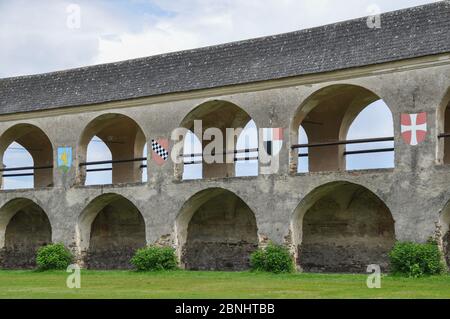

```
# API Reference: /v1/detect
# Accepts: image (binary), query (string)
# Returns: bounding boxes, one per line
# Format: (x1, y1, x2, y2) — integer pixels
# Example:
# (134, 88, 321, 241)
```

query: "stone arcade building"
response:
(0, 2, 450, 272)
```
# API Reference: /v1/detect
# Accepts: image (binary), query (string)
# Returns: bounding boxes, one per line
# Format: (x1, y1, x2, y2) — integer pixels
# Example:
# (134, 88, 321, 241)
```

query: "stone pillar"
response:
(202, 128, 235, 179)
(110, 143, 136, 184)
(33, 146, 54, 188)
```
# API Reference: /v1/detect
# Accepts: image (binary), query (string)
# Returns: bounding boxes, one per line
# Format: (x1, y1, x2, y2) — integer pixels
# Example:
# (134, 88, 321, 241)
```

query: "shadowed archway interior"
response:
(176, 188, 258, 271)
(77, 194, 146, 269)
(442, 92, 450, 164)
(0, 198, 51, 269)
(439, 203, 450, 269)
(292, 182, 395, 273)
(444, 231, 449, 268)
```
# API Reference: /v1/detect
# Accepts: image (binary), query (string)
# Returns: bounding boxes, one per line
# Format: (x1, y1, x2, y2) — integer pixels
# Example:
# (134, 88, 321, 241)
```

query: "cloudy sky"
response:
(1, 0, 438, 187)
(0, 0, 440, 78)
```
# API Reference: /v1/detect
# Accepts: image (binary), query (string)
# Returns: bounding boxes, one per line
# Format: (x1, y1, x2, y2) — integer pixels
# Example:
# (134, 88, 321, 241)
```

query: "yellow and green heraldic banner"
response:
(57, 147, 72, 173)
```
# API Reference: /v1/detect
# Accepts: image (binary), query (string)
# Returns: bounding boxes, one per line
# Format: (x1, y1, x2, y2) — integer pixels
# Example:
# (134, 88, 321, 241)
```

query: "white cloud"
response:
(0, 0, 441, 77)
(95, 0, 441, 65)
(96, 24, 202, 64)
(0, 0, 139, 77)
(94, 0, 440, 65)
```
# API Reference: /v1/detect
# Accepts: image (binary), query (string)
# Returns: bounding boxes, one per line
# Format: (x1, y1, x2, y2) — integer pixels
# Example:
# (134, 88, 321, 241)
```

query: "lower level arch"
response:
(439, 203, 450, 269)
(77, 193, 146, 269)
(291, 182, 395, 273)
(0, 198, 52, 269)
(176, 188, 258, 271)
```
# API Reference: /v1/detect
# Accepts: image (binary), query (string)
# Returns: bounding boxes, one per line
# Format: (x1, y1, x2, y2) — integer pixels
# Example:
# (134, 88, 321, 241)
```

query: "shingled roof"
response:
(1, 1, 450, 115)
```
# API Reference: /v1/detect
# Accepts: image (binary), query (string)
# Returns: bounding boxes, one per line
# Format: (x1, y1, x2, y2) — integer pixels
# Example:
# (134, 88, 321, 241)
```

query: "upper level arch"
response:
(345, 100, 394, 170)
(177, 100, 258, 180)
(437, 87, 450, 164)
(290, 84, 394, 173)
(77, 113, 147, 185)
(0, 124, 53, 189)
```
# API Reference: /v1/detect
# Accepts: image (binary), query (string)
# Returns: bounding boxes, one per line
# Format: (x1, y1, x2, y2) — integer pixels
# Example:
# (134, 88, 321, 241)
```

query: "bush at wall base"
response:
(389, 241, 446, 277)
(36, 243, 74, 271)
(130, 246, 178, 271)
(250, 243, 295, 274)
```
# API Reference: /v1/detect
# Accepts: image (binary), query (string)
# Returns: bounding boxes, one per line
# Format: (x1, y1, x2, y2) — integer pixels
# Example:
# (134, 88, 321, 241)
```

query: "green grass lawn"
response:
(0, 270, 449, 299)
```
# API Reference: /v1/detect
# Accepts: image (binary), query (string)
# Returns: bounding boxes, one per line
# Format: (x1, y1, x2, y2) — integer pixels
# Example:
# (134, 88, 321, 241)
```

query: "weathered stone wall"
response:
(2, 209, 51, 268)
(181, 191, 258, 271)
(0, 55, 449, 272)
(86, 204, 146, 269)
(298, 185, 395, 273)
(182, 242, 258, 271)
(444, 231, 449, 269)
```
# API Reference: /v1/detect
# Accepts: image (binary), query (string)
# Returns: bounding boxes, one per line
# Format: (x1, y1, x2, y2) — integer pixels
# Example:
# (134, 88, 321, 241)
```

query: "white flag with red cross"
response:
(400, 112, 427, 146)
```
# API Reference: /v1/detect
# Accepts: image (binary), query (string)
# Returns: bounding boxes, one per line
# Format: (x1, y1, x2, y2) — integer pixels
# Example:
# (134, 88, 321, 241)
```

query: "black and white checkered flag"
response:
(151, 140, 169, 161)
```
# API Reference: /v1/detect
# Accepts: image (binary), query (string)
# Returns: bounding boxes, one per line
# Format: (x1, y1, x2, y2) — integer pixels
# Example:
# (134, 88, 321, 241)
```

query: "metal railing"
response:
(438, 133, 450, 139)
(79, 157, 147, 172)
(291, 137, 395, 158)
(182, 148, 259, 165)
(3, 137, 395, 178)
(0, 165, 53, 178)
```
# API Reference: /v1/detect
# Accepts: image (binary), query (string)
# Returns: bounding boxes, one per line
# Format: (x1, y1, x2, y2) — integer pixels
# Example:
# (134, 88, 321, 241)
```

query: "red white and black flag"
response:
(263, 128, 283, 156)
(151, 139, 169, 166)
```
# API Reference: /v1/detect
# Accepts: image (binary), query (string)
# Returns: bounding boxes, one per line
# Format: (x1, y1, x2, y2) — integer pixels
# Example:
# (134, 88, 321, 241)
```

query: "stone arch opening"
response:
(297, 125, 309, 173)
(176, 188, 258, 271)
(85, 136, 113, 185)
(439, 202, 450, 269)
(78, 114, 146, 185)
(0, 198, 52, 269)
(77, 193, 146, 269)
(0, 124, 53, 189)
(142, 143, 148, 183)
(345, 101, 394, 170)
(291, 182, 395, 273)
(182, 130, 203, 180)
(177, 100, 257, 179)
(291, 85, 394, 173)
(438, 88, 450, 164)
(235, 120, 258, 177)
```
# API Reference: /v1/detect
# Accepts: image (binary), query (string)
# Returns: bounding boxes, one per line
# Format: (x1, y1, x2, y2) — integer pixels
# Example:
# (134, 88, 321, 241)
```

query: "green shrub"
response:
(389, 241, 446, 277)
(130, 246, 178, 271)
(250, 243, 294, 274)
(36, 243, 73, 270)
